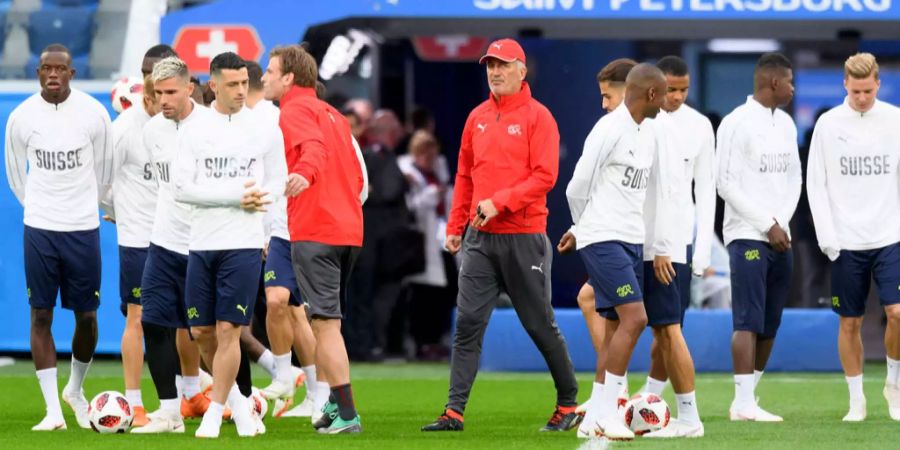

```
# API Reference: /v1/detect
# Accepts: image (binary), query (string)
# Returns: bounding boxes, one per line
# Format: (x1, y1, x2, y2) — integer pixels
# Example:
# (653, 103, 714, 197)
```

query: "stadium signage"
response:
(473, 0, 892, 13)
(412, 36, 489, 61)
(173, 25, 264, 74)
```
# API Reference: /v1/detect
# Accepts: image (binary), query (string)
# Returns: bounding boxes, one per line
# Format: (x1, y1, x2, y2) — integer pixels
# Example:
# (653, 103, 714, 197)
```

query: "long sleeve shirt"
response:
(662, 104, 716, 271)
(143, 102, 212, 255)
(447, 82, 559, 236)
(172, 104, 286, 251)
(109, 105, 158, 247)
(5, 89, 113, 231)
(807, 98, 900, 259)
(716, 96, 802, 246)
(566, 102, 676, 253)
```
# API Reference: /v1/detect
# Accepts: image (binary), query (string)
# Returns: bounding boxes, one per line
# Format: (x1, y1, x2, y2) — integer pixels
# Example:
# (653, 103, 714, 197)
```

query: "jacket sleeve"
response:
(805, 120, 840, 260)
(778, 123, 803, 237)
(490, 108, 559, 214)
(691, 119, 717, 273)
(93, 106, 115, 217)
(171, 127, 245, 207)
(282, 104, 328, 186)
(715, 117, 777, 233)
(649, 119, 680, 258)
(4, 109, 27, 205)
(566, 118, 615, 227)
(352, 136, 369, 205)
(447, 115, 475, 237)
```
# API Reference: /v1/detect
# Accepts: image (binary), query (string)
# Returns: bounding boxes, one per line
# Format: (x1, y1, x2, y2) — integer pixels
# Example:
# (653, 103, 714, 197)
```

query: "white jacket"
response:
(807, 98, 900, 260)
(716, 96, 801, 246)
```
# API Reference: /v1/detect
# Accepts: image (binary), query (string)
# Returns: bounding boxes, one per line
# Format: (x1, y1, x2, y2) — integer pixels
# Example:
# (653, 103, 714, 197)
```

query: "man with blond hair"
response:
(807, 52, 900, 422)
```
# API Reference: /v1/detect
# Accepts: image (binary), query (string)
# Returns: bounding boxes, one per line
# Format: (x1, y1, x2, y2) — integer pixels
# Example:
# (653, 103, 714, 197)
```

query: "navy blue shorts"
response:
(24, 225, 101, 312)
(579, 241, 644, 320)
(728, 240, 793, 338)
(643, 245, 693, 327)
(264, 237, 302, 306)
(831, 243, 900, 317)
(140, 243, 189, 329)
(119, 246, 148, 316)
(186, 249, 262, 327)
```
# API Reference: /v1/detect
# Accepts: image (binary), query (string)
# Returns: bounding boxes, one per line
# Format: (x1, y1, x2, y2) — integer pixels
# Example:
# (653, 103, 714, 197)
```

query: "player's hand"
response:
(557, 231, 576, 254)
(653, 255, 676, 286)
(102, 215, 116, 224)
(445, 235, 462, 255)
(262, 241, 269, 260)
(285, 173, 310, 197)
(767, 221, 791, 253)
(471, 199, 498, 228)
(241, 180, 271, 212)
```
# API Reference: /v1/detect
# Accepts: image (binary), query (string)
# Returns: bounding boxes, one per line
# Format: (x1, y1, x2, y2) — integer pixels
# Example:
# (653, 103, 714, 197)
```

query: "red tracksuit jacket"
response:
(447, 82, 560, 236)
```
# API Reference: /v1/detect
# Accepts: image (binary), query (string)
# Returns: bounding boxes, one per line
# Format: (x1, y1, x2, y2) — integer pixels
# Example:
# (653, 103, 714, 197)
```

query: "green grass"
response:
(0, 360, 895, 449)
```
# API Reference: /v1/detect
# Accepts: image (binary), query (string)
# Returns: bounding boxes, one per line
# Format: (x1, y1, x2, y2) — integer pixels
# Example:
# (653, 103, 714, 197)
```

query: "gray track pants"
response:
(447, 228, 578, 413)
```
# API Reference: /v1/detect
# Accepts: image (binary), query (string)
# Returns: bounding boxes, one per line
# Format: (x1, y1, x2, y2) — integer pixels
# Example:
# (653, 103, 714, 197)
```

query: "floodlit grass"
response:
(0, 360, 894, 449)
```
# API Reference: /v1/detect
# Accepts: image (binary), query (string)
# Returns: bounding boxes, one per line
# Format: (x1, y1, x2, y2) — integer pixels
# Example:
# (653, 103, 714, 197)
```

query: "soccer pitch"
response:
(0, 360, 894, 449)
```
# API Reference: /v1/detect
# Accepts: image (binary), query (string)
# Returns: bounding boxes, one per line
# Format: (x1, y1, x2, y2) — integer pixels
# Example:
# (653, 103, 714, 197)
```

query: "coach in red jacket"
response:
(263, 45, 365, 434)
(422, 39, 580, 433)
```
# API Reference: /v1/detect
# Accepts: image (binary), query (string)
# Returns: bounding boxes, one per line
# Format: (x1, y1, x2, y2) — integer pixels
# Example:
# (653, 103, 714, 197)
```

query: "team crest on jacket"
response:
(507, 124, 522, 136)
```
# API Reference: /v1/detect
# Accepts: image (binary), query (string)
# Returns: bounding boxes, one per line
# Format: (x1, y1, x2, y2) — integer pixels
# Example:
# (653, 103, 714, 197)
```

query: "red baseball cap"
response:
(479, 38, 526, 65)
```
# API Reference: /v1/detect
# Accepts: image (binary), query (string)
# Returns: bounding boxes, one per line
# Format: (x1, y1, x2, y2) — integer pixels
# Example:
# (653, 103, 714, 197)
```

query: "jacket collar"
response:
(489, 82, 532, 112)
(280, 85, 317, 107)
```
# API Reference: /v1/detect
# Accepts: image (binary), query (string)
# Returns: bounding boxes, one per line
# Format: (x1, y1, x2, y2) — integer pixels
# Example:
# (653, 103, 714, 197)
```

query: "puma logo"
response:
(531, 263, 544, 274)
(477, 123, 486, 133)
(493, 42, 503, 50)
(236, 304, 248, 316)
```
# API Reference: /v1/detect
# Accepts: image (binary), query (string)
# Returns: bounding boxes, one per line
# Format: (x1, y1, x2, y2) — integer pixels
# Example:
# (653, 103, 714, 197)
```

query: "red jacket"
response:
(279, 86, 364, 246)
(447, 82, 559, 236)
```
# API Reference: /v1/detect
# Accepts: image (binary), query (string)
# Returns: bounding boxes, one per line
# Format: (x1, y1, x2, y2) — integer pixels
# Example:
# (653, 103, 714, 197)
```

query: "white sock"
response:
(125, 389, 143, 408)
(734, 374, 755, 409)
(590, 381, 604, 403)
(175, 374, 184, 400)
(846, 374, 865, 401)
(257, 349, 277, 379)
(887, 357, 900, 386)
(36, 368, 63, 420)
(183, 375, 201, 399)
(302, 365, 317, 397)
(600, 372, 627, 418)
(675, 391, 700, 425)
(620, 371, 629, 396)
(205, 401, 225, 422)
(65, 357, 91, 392)
(315, 381, 331, 409)
(754, 370, 764, 387)
(644, 376, 666, 395)
(274, 353, 292, 383)
(159, 398, 180, 414)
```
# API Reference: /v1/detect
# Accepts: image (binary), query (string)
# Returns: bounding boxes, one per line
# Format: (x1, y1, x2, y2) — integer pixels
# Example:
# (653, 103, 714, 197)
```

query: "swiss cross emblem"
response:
(173, 25, 264, 74)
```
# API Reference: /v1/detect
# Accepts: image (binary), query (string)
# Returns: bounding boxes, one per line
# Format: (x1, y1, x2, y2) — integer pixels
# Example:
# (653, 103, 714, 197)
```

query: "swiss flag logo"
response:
(173, 25, 264, 74)
(412, 36, 489, 62)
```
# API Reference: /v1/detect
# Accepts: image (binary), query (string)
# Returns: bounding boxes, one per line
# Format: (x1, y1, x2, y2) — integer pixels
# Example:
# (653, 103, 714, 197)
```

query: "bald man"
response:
(567, 64, 678, 440)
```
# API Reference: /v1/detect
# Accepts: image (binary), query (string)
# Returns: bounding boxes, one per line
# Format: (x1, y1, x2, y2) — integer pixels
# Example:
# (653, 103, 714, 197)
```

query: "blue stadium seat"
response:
(28, 7, 95, 56)
(26, 53, 90, 79)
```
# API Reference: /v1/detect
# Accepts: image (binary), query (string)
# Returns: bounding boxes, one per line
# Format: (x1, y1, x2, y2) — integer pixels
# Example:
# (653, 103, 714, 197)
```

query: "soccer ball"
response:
(623, 393, 669, 435)
(88, 391, 133, 433)
(250, 387, 268, 418)
(110, 76, 144, 113)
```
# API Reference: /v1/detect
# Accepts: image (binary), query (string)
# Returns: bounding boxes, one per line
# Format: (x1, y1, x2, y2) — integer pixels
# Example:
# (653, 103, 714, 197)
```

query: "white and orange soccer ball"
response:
(110, 76, 144, 113)
(88, 390, 133, 433)
(623, 392, 670, 435)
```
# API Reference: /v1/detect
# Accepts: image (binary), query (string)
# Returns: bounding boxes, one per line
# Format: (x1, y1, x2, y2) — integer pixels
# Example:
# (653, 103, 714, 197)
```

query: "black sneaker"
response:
(421, 410, 464, 432)
(539, 406, 583, 432)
